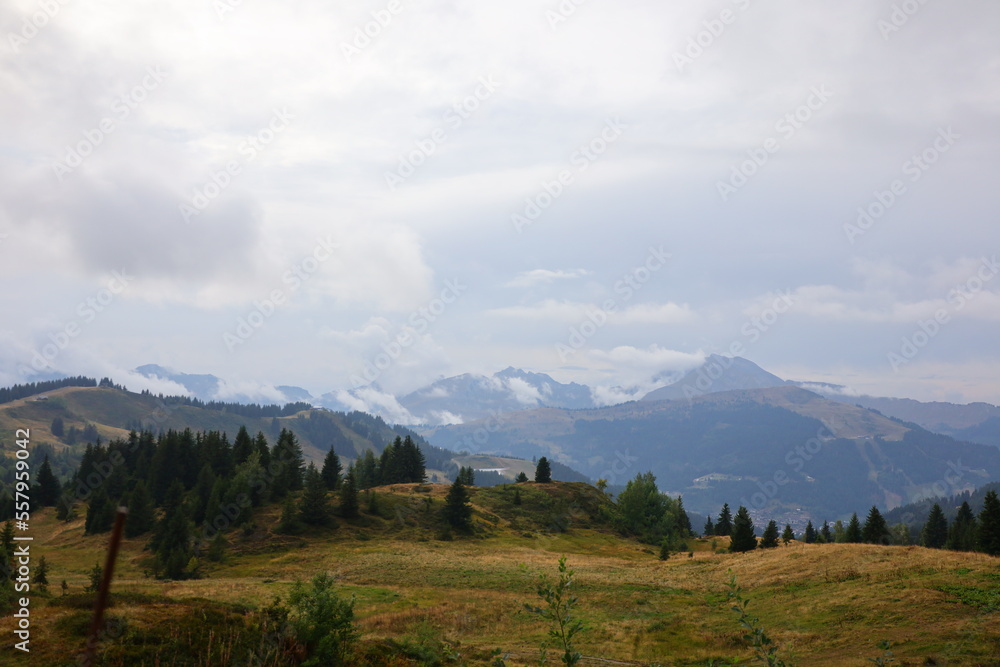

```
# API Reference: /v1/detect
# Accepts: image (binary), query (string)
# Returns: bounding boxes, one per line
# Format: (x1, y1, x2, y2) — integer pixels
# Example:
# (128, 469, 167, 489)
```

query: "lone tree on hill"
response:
(862, 506, 890, 545)
(782, 524, 795, 545)
(515, 472, 529, 483)
(729, 506, 757, 553)
(715, 503, 733, 537)
(443, 476, 473, 532)
(921, 503, 948, 549)
(761, 520, 779, 548)
(535, 457, 552, 483)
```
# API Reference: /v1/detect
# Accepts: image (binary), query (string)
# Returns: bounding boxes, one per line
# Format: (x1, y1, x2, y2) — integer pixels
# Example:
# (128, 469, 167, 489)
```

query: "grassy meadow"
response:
(4, 482, 1000, 666)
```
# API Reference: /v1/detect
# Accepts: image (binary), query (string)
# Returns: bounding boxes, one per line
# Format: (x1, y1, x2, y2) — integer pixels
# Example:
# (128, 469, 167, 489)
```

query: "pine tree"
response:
(124, 480, 156, 538)
(920, 503, 948, 549)
(977, 490, 1000, 556)
(803, 521, 816, 544)
(274, 429, 305, 493)
(254, 432, 271, 470)
(715, 503, 733, 537)
(278, 496, 302, 534)
(458, 466, 475, 486)
(299, 464, 332, 527)
(443, 477, 473, 532)
(321, 449, 342, 491)
(782, 524, 795, 545)
(515, 472, 529, 483)
(35, 455, 61, 507)
(862, 506, 890, 545)
(704, 517, 715, 537)
(191, 463, 216, 525)
(33, 556, 49, 588)
(85, 488, 115, 535)
(676, 497, 692, 536)
(820, 520, 832, 543)
(947, 501, 977, 551)
(534, 457, 552, 483)
(845, 513, 862, 543)
(401, 435, 426, 482)
(729, 506, 757, 553)
(233, 426, 254, 466)
(338, 466, 359, 519)
(356, 450, 378, 490)
(761, 520, 779, 548)
(153, 487, 194, 580)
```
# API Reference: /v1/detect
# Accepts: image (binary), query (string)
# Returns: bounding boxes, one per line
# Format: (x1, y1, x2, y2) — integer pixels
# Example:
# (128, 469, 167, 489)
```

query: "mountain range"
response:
(132, 358, 1000, 449)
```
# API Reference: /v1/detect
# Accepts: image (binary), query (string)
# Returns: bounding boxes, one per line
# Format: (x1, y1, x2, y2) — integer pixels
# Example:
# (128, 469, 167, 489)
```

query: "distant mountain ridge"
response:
(109, 358, 1000, 445)
(420, 385, 1000, 526)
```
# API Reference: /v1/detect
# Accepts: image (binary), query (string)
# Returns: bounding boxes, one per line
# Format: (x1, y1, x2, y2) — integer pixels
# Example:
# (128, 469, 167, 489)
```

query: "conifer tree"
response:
(947, 501, 977, 551)
(761, 520, 779, 548)
(33, 556, 49, 589)
(803, 521, 816, 544)
(233, 426, 254, 466)
(676, 497, 692, 536)
(513, 489, 522, 506)
(845, 513, 862, 543)
(254, 432, 271, 470)
(715, 503, 733, 537)
(85, 488, 115, 535)
(704, 517, 715, 537)
(781, 524, 795, 545)
(729, 506, 757, 553)
(443, 476, 473, 532)
(299, 464, 332, 527)
(278, 495, 302, 534)
(356, 450, 378, 490)
(820, 520, 832, 543)
(920, 503, 948, 549)
(321, 449, 342, 490)
(862, 506, 890, 545)
(515, 472, 529, 483)
(977, 490, 1000, 556)
(124, 480, 156, 538)
(35, 455, 61, 507)
(153, 482, 194, 580)
(339, 466, 359, 519)
(535, 457, 552, 483)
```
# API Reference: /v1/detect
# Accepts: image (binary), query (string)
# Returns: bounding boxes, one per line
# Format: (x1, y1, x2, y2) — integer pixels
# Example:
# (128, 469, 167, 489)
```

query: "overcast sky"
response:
(2, 0, 998, 408)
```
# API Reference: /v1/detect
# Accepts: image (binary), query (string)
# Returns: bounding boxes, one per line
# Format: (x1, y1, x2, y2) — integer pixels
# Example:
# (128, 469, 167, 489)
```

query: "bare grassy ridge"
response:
(5, 482, 1000, 666)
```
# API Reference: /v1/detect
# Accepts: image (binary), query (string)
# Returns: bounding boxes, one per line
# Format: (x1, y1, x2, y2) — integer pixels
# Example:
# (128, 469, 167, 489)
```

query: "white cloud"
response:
(504, 268, 590, 288)
(487, 300, 695, 325)
(505, 376, 544, 405)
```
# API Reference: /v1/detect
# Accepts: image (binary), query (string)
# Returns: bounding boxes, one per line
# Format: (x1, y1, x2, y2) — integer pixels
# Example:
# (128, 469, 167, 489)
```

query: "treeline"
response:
(10, 426, 427, 580)
(702, 492, 1000, 556)
(139, 391, 313, 420)
(0, 376, 97, 404)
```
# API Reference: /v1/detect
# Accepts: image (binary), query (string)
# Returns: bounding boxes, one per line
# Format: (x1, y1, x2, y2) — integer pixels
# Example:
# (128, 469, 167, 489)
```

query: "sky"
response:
(1, 0, 999, 410)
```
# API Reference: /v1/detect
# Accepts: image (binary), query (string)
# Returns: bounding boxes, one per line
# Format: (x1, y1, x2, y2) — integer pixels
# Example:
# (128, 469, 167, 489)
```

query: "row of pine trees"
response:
(703, 492, 1000, 555)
